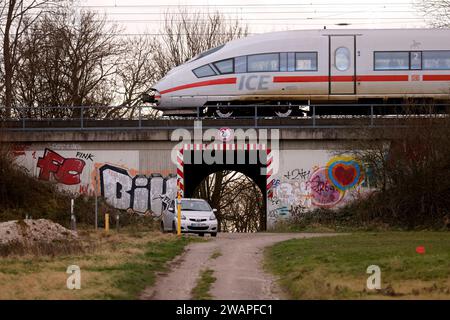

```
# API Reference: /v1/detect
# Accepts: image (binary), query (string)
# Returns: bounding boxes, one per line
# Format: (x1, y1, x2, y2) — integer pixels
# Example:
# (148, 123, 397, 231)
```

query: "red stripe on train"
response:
(159, 77, 237, 94)
(273, 75, 409, 82)
(273, 76, 329, 82)
(356, 75, 409, 82)
(423, 75, 450, 81)
(159, 74, 449, 95)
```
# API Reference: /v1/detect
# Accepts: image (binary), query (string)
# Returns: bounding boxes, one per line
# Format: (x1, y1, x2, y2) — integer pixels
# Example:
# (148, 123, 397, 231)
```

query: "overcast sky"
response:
(76, 0, 427, 36)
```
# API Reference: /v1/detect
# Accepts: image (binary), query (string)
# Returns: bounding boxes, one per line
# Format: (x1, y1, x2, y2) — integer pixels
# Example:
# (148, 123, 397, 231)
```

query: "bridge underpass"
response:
(182, 148, 268, 231)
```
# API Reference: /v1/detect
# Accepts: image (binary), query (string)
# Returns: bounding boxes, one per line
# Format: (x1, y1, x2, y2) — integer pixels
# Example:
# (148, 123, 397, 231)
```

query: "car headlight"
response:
(181, 215, 186, 220)
(209, 214, 216, 221)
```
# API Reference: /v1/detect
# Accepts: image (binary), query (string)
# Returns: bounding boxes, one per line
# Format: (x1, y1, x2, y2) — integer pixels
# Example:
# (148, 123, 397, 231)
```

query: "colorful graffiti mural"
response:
(309, 167, 342, 207)
(268, 154, 368, 224)
(15, 148, 178, 216)
(326, 156, 364, 191)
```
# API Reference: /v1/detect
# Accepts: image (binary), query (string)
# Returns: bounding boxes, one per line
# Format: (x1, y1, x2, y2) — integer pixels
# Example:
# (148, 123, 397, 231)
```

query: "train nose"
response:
(141, 88, 161, 105)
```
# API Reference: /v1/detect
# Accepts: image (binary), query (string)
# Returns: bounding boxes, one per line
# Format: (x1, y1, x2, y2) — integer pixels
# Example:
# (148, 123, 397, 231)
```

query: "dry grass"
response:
(0, 228, 190, 299)
(0, 240, 85, 257)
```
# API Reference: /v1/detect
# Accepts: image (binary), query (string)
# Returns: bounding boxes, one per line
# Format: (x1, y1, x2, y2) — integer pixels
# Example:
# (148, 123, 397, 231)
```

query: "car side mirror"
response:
(213, 209, 217, 213)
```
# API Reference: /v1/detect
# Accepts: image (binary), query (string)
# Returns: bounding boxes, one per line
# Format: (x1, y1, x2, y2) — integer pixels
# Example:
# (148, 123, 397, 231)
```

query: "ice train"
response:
(146, 29, 450, 117)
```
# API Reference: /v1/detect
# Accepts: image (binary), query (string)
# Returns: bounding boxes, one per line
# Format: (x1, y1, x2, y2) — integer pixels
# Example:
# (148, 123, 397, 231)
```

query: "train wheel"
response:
(216, 107, 233, 118)
(274, 106, 293, 118)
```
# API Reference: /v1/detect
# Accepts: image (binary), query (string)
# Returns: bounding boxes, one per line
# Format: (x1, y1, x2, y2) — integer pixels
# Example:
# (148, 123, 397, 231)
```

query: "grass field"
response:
(0, 229, 194, 299)
(265, 232, 450, 299)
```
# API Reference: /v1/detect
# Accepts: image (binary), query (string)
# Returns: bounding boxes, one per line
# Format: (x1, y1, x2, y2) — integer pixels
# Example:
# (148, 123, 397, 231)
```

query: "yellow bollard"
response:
(177, 193, 182, 236)
(105, 213, 109, 232)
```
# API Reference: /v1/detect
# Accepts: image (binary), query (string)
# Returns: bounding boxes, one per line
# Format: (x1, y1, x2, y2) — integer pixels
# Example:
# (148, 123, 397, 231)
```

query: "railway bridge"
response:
(1, 106, 444, 230)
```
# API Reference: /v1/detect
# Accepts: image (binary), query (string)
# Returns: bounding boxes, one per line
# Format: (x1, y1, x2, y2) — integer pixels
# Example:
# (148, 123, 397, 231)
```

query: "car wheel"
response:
(211, 232, 217, 237)
(172, 222, 177, 234)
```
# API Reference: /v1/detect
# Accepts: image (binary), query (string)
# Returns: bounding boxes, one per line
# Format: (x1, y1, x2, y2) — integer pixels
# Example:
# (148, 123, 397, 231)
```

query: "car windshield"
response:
(181, 200, 212, 211)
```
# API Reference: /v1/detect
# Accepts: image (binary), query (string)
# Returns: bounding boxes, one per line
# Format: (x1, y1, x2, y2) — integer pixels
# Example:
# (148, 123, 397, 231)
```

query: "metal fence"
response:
(0, 104, 448, 131)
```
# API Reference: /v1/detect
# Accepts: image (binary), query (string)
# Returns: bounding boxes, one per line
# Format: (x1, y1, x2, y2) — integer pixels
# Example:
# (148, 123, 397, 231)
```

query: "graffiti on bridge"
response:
(33, 149, 177, 215)
(269, 155, 366, 222)
(37, 149, 86, 185)
(99, 164, 177, 215)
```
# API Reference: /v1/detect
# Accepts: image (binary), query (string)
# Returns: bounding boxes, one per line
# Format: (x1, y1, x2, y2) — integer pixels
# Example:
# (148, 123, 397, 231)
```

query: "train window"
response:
(287, 53, 295, 71)
(335, 47, 350, 71)
(247, 53, 279, 72)
(374, 52, 409, 70)
(192, 64, 217, 78)
(410, 52, 422, 70)
(213, 59, 234, 74)
(192, 44, 225, 61)
(296, 52, 318, 71)
(235, 56, 247, 73)
(280, 53, 288, 72)
(422, 51, 450, 70)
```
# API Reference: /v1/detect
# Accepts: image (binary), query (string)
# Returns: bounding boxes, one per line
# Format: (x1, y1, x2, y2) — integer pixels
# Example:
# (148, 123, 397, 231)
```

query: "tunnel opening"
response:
(192, 170, 265, 232)
(181, 147, 268, 231)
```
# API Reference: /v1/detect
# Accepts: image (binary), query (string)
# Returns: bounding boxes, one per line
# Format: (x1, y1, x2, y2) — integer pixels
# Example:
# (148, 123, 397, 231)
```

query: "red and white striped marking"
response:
(266, 148, 275, 199)
(176, 148, 184, 198)
(182, 143, 266, 151)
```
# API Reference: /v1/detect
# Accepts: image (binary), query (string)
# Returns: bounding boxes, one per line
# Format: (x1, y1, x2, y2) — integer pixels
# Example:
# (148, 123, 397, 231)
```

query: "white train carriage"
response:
(148, 29, 450, 116)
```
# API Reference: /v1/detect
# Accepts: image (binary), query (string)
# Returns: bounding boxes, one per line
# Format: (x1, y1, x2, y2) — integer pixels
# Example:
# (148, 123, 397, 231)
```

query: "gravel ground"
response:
(0, 219, 77, 244)
(141, 232, 339, 300)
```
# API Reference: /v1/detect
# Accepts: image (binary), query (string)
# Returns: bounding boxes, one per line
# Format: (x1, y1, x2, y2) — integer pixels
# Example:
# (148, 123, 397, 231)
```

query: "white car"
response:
(161, 198, 218, 237)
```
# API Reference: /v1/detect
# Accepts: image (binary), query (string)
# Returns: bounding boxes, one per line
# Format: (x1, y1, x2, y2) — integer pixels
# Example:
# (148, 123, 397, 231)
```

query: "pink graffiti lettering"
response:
(309, 168, 343, 207)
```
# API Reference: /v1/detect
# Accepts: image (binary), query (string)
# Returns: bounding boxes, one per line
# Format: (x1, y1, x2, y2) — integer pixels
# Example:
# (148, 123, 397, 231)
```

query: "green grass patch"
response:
(265, 232, 450, 299)
(210, 250, 222, 260)
(191, 269, 216, 300)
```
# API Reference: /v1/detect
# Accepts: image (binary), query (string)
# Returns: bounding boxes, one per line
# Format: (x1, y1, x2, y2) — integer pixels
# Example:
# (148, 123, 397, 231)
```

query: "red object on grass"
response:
(416, 246, 426, 254)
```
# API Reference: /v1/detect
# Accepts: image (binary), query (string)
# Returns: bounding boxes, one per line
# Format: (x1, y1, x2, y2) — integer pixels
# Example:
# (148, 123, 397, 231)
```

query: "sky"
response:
(76, 0, 428, 36)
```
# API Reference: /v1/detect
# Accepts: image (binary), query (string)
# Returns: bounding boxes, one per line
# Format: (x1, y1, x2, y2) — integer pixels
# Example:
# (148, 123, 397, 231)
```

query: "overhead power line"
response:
(92, 10, 420, 15)
(98, 18, 425, 23)
(75, 3, 416, 8)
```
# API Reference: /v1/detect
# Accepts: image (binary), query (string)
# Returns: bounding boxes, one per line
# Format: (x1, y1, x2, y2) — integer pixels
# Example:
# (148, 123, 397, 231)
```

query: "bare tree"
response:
(153, 9, 248, 80)
(4, 6, 248, 120)
(110, 35, 160, 119)
(416, 0, 450, 27)
(15, 6, 122, 118)
(194, 171, 264, 232)
(346, 113, 450, 228)
(1, 0, 59, 118)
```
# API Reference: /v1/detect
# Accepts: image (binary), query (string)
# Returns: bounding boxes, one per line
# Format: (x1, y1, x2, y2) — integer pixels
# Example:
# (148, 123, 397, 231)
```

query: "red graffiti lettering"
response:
(79, 184, 89, 194)
(37, 149, 85, 185)
(37, 149, 65, 181)
(54, 158, 85, 185)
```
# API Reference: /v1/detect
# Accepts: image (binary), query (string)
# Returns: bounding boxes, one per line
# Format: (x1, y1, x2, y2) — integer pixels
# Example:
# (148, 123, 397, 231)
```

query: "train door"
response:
(329, 35, 356, 95)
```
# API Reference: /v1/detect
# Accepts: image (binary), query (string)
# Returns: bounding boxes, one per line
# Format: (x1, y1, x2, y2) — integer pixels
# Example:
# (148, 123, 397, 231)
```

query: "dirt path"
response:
(141, 233, 338, 300)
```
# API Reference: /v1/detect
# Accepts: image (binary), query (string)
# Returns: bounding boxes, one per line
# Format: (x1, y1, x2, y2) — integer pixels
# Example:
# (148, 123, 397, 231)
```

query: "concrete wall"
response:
(267, 149, 370, 228)
(13, 142, 178, 216)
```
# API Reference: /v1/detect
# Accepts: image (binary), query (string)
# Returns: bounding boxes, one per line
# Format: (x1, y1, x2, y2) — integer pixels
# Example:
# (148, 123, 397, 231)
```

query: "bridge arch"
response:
(177, 144, 272, 231)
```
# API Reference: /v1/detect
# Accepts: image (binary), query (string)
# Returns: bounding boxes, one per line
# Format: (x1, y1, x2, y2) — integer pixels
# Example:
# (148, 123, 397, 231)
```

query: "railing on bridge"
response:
(0, 104, 448, 131)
